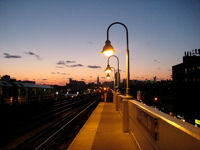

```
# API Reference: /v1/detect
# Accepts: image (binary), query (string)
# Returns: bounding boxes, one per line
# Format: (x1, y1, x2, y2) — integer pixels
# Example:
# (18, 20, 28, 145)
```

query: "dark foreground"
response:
(0, 93, 100, 150)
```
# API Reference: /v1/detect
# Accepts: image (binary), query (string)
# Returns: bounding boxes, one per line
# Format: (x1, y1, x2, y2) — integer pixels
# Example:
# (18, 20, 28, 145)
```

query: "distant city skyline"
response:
(0, 0, 200, 85)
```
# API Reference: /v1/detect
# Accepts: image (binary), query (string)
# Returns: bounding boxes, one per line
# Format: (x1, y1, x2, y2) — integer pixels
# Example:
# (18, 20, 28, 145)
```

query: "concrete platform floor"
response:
(68, 102, 137, 150)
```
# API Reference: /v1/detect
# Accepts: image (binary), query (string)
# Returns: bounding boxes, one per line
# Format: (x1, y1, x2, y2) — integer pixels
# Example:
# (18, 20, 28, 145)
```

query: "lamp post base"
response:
(121, 95, 133, 132)
(114, 91, 120, 111)
(125, 94, 133, 99)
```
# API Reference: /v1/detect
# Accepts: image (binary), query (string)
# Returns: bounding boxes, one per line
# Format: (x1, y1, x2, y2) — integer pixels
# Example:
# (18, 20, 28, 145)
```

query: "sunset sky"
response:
(0, 0, 200, 85)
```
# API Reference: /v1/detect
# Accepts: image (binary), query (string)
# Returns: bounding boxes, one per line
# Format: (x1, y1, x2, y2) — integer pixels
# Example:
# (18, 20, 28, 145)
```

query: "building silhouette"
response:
(172, 49, 200, 124)
(66, 78, 86, 93)
(97, 75, 100, 85)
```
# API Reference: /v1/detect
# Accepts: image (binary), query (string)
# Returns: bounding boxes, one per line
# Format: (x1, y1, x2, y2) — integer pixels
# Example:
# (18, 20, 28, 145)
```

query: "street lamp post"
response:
(105, 55, 120, 92)
(105, 65, 120, 110)
(101, 22, 131, 97)
(101, 22, 132, 132)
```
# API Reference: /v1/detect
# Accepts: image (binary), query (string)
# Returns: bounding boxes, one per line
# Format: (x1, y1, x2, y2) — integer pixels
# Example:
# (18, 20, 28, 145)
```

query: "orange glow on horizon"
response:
(0, 71, 171, 86)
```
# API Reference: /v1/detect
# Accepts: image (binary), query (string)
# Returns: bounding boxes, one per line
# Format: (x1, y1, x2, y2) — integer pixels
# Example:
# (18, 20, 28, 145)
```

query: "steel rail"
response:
(35, 99, 98, 150)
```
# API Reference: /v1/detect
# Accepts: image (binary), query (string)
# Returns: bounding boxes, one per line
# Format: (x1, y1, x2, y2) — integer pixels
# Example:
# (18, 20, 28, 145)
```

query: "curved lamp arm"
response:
(107, 55, 119, 74)
(107, 22, 129, 52)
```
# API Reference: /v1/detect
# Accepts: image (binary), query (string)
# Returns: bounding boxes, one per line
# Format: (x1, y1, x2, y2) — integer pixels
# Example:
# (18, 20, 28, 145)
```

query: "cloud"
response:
(51, 72, 69, 75)
(67, 64, 84, 67)
(66, 60, 76, 63)
(90, 76, 93, 78)
(153, 59, 160, 63)
(61, 73, 67, 75)
(56, 66, 64, 68)
(87, 65, 101, 69)
(57, 60, 83, 68)
(81, 78, 85, 81)
(25, 51, 41, 60)
(3, 53, 21, 59)
(57, 60, 77, 67)
(57, 60, 65, 65)
(42, 79, 47, 80)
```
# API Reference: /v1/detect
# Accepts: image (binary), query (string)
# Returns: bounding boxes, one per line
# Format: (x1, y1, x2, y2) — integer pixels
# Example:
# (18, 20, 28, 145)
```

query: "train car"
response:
(0, 81, 53, 105)
(0, 81, 13, 105)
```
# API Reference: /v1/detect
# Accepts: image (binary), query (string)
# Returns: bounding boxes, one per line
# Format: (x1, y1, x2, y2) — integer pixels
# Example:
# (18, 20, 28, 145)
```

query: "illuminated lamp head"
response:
(106, 73, 110, 79)
(101, 40, 116, 57)
(105, 64, 112, 73)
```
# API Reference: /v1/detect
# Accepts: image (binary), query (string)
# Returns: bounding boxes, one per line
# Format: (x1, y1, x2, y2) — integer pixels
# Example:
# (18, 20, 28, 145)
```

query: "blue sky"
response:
(0, 0, 200, 85)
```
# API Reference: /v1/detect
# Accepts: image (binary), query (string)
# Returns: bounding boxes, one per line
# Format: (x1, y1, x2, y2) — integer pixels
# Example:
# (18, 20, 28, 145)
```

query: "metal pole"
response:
(111, 67, 116, 91)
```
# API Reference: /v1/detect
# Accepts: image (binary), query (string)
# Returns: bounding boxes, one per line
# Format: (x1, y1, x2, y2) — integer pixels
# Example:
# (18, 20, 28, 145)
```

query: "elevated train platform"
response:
(68, 102, 137, 150)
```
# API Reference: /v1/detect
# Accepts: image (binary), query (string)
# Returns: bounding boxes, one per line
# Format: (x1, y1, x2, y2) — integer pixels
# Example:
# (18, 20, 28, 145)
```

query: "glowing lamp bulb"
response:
(105, 65, 112, 73)
(106, 69, 111, 73)
(106, 73, 110, 79)
(103, 50, 115, 57)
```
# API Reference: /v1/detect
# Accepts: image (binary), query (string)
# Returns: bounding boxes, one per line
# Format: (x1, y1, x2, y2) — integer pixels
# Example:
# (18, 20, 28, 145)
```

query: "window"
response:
(185, 68, 187, 74)
(185, 78, 187, 83)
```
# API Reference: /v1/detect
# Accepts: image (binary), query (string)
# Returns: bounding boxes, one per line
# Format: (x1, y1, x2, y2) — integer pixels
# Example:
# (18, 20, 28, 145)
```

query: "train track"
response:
(0, 93, 100, 150)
